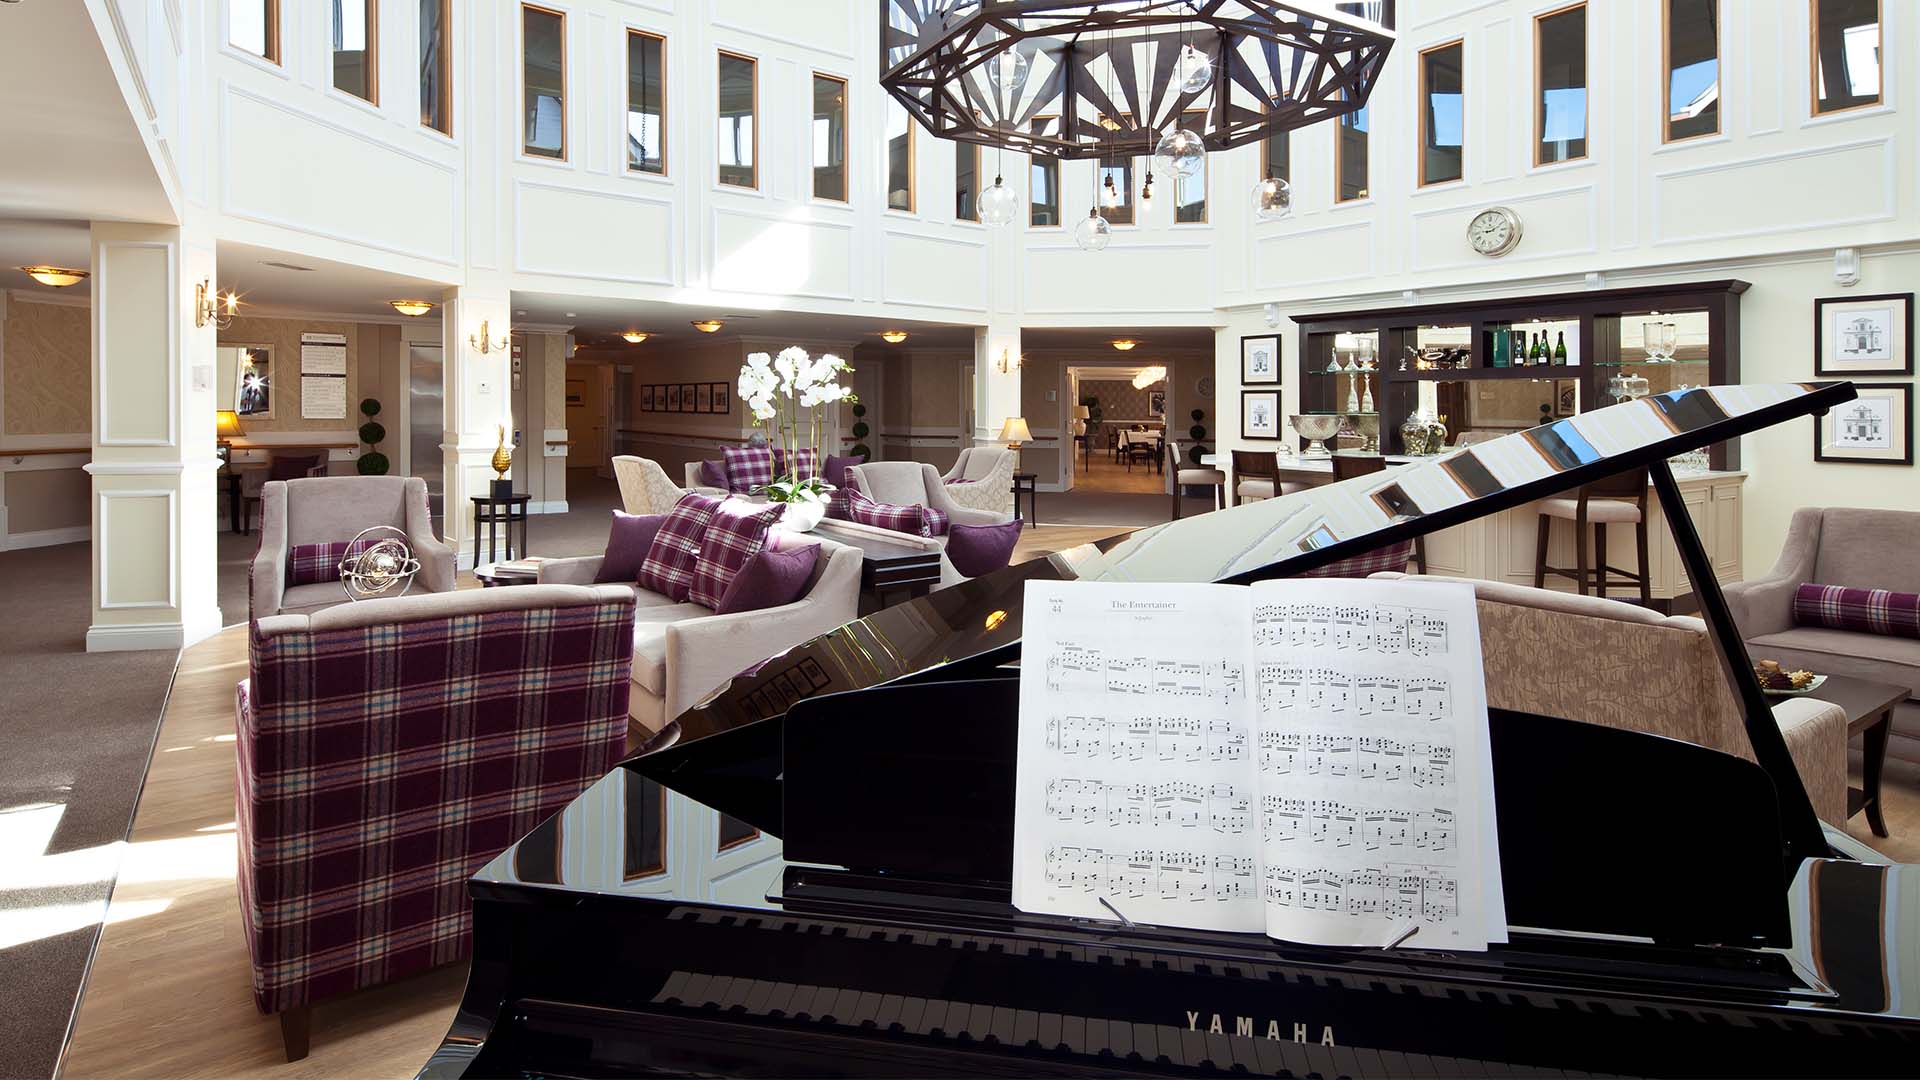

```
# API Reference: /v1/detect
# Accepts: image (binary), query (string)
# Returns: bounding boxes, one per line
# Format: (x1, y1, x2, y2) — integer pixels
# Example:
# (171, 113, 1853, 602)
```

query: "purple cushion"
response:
(823, 453, 865, 488)
(723, 446, 775, 494)
(945, 520, 1021, 578)
(638, 492, 722, 601)
(1300, 540, 1416, 579)
(595, 511, 666, 583)
(845, 488, 928, 536)
(700, 459, 727, 488)
(715, 543, 820, 615)
(688, 500, 786, 610)
(285, 539, 373, 586)
(1793, 582, 1920, 639)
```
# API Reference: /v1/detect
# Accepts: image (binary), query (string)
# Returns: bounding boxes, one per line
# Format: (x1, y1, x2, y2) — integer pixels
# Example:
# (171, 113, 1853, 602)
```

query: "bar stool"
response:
(1165, 441, 1225, 519)
(1230, 450, 1304, 505)
(1533, 467, 1651, 603)
(1328, 453, 1428, 573)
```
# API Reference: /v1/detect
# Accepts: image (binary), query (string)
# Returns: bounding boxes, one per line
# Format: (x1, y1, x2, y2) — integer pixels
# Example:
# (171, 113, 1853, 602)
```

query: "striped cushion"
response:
(1793, 583, 1920, 640)
(788, 448, 819, 482)
(286, 539, 374, 586)
(1299, 540, 1416, 579)
(846, 488, 928, 536)
(638, 492, 722, 601)
(722, 446, 775, 494)
(689, 500, 786, 610)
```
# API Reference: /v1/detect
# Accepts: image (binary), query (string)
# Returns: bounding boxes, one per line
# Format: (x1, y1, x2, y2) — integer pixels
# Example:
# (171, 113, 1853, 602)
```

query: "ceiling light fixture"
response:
(691, 319, 724, 333)
(880, 330, 909, 344)
(194, 280, 239, 329)
(1111, 340, 1138, 352)
(622, 331, 650, 344)
(20, 266, 88, 288)
(390, 299, 434, 317)
(1131, 365, 1167, 390)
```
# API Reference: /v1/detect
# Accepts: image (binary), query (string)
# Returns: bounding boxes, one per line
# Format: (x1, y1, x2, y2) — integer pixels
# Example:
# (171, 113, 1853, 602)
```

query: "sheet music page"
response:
(1251, 579, 1505, 950)
(1013, 580, 1262, 933)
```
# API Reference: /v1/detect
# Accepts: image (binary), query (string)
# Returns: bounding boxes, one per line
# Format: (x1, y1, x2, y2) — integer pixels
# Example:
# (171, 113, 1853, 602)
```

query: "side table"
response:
(1011, 472, 1038, 529)
(470, 494, 531, 567)
(1803, 673, 1907, 838)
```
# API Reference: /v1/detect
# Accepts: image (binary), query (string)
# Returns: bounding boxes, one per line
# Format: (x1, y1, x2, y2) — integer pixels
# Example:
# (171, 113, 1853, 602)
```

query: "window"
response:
(1098, 155, 1134, 225)
(812, 74, 847, 199)
(1174, 110, 1207, 223)
(886, 105, 914, 211)
(1336, 92, 1369, 201)
(956, 142, 979, 220)
(627, 31, 666, 174)
(717, 51, 757, 188)
(522, 5, 565, 159)
(419, 0, 451, 134)
(1663, 1, 1719, 140)
(1419, 41, 1464, 185)
(333, 1, 378, 103)
(231, 1, 278, 63)
(1029, 143, 1059, 226)
(1535, 3, 1587, 165)
(1261, 126, 1290, 187)
(1812, 0, 1881, 114)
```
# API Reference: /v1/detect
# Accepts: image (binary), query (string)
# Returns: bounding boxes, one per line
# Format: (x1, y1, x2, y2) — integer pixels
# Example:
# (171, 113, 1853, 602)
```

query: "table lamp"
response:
(216, 409, 245, 463)
(1072, 404, 1091, 436)
(999, 416, 1032, 472)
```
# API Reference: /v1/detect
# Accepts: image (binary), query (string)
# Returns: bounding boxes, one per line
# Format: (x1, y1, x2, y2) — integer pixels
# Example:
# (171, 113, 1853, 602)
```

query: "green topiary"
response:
(851, 420, 870, 439)
(360, 397, 382, 417)
(359, 421, 386, 445)
(849, 443, 872, 459)
(1191, 408, 1204, 422)
(850, 402, 867, 418)
(356, 451, 391, 476)
(1190, 424, 1206, 441)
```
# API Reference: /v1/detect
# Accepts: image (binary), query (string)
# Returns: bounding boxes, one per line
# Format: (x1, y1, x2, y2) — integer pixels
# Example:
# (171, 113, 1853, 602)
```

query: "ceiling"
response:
(215, 240, 455, 318)
(0, 218, 94, 299)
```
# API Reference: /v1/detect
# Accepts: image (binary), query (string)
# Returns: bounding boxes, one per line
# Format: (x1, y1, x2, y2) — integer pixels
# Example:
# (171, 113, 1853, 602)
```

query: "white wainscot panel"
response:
(713, 0, 852, 59)
(98, 489, 174, 608)
(1652, 139, 1894, 246)
(221, 85, 458, 265)
(881, 231, 988, 312)
(1023, 243, 1214, 315)
(516, 181, 676, 285)
(1410, 186, 1595, 273)
(1253, 221, 1372, 290)
(711, 209, 852, 300)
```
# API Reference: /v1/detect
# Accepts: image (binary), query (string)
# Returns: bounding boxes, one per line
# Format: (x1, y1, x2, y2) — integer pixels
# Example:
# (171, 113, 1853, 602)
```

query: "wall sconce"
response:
(194, 280, 238, 329)
(996, 348, 1023, 373)
(469, 319, 510, 354)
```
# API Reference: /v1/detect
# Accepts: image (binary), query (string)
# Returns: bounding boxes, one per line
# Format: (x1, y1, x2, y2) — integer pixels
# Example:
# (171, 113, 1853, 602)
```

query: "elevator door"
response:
(409, 344, 444, 521)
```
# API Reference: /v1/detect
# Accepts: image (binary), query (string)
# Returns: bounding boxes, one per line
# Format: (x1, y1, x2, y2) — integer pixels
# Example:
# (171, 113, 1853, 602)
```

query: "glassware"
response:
(1641, 320, 1665, 363)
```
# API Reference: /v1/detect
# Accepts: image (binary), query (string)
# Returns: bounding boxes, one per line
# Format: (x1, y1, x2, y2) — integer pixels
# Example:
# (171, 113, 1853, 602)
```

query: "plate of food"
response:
(1755, 659, 1825, 696)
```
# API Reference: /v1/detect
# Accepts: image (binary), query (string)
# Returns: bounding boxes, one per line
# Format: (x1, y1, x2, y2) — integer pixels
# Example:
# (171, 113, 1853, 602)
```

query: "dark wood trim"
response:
(1293, 279, 1750, 326)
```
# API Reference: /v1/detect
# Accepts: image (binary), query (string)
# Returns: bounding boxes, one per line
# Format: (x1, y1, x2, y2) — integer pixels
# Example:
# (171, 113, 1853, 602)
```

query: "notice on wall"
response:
(301, 374, 348, 419)
(299, 332, 348, 376)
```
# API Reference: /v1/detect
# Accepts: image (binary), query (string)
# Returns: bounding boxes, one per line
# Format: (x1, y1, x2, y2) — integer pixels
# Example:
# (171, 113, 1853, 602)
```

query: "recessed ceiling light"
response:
(880, 329, 909, 344)
(565, 312, 576, 318)
(19, 266, 88, 288)
(515, 309, 527, 316)
(389, 299, 434, 317)
(1111, 339, 1138, 351)
(622, 331, 650, 344)
(692, 319, 724, 333)
(261, 260, 316, 272)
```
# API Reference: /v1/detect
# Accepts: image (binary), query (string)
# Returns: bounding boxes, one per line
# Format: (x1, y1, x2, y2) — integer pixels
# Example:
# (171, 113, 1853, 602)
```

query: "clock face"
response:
(1468, 208, 1520, 256)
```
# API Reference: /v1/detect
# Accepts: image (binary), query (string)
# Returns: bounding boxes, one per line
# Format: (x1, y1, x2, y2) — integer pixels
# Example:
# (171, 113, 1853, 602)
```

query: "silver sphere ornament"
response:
(338, 525, 422, 601)
(1153, 128, 1206, 179)
(1174, 44, 1214, 94)
(1074, 209, 1112, 252)
(1253, 176, 1294, 221)
(978, 175, 1020, 226)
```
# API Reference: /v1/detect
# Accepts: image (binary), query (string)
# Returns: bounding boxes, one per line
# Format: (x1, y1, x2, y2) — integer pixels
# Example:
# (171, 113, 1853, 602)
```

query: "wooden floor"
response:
(1070, 446, 1171, 495)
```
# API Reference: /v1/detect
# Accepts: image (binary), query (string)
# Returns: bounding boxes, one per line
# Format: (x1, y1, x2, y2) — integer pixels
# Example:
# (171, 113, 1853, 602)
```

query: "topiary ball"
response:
(361, 397, 382, 417)
(359, 421, 386, 445)
(1190, 424, 1206, 441)
(850, 402, 867, 417)
(851, 421, 870, 439)
(1190, 408, 1205, 422)
(356, 452, 390, 476)
(849, 443, 872, 459)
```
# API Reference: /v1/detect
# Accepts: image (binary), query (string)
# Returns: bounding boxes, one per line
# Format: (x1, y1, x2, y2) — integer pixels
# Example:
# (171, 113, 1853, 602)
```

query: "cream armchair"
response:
(612, 455, 708, 515)
(846, 461, 1008, 529)
(680, 460, 729, 497)
(248, 476, 456, 620)
(939, 446, 1015, 516)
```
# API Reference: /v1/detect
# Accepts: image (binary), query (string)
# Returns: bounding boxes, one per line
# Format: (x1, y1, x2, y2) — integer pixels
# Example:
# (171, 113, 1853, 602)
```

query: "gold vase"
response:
(491, 424, 514, 479)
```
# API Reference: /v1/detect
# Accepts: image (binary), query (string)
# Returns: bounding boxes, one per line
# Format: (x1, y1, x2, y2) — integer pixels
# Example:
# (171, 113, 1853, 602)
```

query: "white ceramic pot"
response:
(779, 497, 827, 532)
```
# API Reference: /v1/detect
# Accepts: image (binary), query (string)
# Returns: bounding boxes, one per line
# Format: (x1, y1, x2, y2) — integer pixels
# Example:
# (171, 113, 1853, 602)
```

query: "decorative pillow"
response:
(822, 453, 865, 488)
(946, 520, 1021, 577)
(688, 500, 787, 609)
(595, 511, 666, 583)
(944, 477, 979, 485)
(722, 446, 775, 494)
(286, 539, 373, 586)
(1299, 541, 1416, 579)
(638, 492, 723, 601)
(789, 448, 819, 482)
(700, 459, 727, 488)
(1793, 583, 1920, 640)
(920, 504, 951, 536)
(845, 488, 928, 536)
(825, 487, 854, 520)
(715, 542, 820, 615)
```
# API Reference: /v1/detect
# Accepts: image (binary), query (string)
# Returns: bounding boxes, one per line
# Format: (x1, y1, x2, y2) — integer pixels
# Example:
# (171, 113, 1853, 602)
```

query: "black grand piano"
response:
(423, 383, 1919, 1078)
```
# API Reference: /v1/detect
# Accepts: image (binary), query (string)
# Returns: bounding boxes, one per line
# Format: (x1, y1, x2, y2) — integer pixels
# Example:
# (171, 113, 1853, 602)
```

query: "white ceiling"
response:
(216, 240, 455, 318)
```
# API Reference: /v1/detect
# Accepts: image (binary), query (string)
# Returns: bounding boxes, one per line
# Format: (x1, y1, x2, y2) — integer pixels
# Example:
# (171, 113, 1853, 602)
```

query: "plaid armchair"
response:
(236, 584, 636, 1060)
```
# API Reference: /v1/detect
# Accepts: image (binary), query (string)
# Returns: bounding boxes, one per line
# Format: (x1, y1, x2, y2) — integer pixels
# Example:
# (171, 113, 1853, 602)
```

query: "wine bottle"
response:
(1513, 331, 1528, 366)
(1530, 334, 1545, 364)
(1553, 331, 1568, 366)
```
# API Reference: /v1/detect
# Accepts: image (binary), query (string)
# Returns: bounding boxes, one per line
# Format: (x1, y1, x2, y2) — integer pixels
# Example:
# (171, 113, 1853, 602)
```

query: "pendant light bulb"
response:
(1152, 127, 1206, 179)
(1074, 208, 1112, 252)
(1139, 172, 1155, 213)
(1102, 173, 1120, 207)
(987, 45, 1028, 93)
(977, 173, 1020, 226)
(1174, 43, 1214, 94)
(1252, 175, 1294, 221)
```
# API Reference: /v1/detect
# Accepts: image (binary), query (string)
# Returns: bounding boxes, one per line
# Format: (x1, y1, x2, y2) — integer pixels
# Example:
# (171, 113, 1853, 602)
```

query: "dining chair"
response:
(1328, 453, 1428, 573)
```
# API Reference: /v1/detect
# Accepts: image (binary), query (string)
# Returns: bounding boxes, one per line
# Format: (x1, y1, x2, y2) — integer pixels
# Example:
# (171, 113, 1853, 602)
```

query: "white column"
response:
(974, 321, 1023, 445)
(439, 284, 514, 565)
(84, 221, 220, 651)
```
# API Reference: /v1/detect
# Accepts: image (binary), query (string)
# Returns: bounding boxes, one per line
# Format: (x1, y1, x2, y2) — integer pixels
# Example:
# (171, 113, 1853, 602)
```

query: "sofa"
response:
(940, 446, 1016, 516)
(539, 529, 862, 734)
(248, 475, 456, 619)
(1724, 507, 1920, 764)
(237, 584, 635, 1059)
(1374, 572, 1849, 825)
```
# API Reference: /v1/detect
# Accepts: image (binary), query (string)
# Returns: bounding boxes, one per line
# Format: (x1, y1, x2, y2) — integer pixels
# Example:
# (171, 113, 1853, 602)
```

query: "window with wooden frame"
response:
(886, 104, 915, 212)
(231, 1, 279, 63)
(1534, 3, 1588, 165)
(333, 0, 378, 103)
(1663, 0, 1719, 140)
(1261, 124, 1290, 187)
(1419, 40, 1464, 185)
(1811, 0, 1881, 115)
(522, 5, 566, 160)
(716, 51, 758, 188)
(812, 74, 847, 200)
(1029, 117, 1059, 226)
(627, 30, 666, 175)
(956, 141, 980, 220)
(1174, 110, 1207, 223)
(419, 0, 452, 134)
(1335, 90, 1369, 201)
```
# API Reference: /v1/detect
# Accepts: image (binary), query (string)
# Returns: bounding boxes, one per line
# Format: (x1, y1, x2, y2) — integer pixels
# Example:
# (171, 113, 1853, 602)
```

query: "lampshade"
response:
(1073, 405, 1092, 420)
(216, 410, 246, 439)
(999, 417, 1033, 444)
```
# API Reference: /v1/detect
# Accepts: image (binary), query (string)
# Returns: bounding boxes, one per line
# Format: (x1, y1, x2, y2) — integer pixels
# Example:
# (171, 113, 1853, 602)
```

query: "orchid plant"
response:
(737, 347, 858, 505)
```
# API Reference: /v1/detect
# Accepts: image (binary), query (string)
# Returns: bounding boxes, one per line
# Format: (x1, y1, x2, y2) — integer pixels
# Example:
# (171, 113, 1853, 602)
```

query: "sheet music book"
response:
(1013, 578, 1507, 951)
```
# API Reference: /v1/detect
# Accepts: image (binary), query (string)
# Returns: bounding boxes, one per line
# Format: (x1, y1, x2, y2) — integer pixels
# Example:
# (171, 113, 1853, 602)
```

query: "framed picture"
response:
(680, 383, 696, 412)
(641, 384, 655, 412)
(1150, 390, 1166, 416)
(1814, 383, 1913, 465)
(1241, 334, 1281, 384)
(711, 382, 731, 414)
(1240, 390, 1282, 439)
(667, 384, 682, 411)
(696, 383, 714, 412)
(1816, 293, 1914, 376)
(1554, 379, 1578, 417)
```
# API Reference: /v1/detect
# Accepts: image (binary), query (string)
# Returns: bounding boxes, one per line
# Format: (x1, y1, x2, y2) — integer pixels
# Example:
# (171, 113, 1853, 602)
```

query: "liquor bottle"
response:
(1513, 330, 1529, 366)
(1553, 331, 1568, 366)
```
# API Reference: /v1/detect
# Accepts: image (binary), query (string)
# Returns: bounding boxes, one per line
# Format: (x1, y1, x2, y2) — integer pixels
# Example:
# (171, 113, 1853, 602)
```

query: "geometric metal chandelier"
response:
(880, 1, 1396, 160)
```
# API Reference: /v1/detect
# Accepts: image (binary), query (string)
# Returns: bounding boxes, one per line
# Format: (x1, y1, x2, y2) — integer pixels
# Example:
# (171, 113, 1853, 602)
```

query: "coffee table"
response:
(1802, 673, 1907, 838)
(812, 522, 944, 614)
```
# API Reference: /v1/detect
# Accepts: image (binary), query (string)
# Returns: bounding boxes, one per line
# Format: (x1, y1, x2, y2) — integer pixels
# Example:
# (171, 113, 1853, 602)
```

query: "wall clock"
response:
(1467, 206, 1523, 257)
(1196, 375, 1215, 397)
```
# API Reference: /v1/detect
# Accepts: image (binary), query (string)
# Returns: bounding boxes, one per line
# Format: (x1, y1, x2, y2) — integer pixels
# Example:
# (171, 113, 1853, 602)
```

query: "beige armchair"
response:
(680, 459, 729, 497)
(249, 476, 456, 620)
(846, 461, 1009, 528)
(939, 446, 1016, 516)
(1724, 507, 1920, 764)
(613, 455, 707, 515)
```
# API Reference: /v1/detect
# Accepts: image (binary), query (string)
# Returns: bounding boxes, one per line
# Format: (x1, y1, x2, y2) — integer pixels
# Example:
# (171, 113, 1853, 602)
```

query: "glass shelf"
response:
(1595, 356, 1709, 367)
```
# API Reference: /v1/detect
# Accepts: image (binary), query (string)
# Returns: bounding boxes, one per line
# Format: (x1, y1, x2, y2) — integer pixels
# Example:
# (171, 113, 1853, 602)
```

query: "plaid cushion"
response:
(824, 486, 853, 520)
(1299, 540, 1416, 579)
(236, 595, 634, 1015)
(286, 539, 374, 586)
(789, 448, 818, 482)
(921, 504, 950, 536)
(688, 500, 785, 610)
(723, 446, 775, 494)
(1793, 582, 1920, 640)
(944, 477, 979, 484)
(638, 492, 722, 601)
(846, 488, 928, 536)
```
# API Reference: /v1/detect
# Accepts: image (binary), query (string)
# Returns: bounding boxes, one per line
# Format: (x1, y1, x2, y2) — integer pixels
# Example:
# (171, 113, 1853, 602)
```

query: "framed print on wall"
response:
(1241, 390, 1282, 439)
(667, 384, 682, 411)
(711, 382, 730, 413)
(642, 384, 655, 412)
(1816, 293, 1914, 376)
(696, 383, 713, 413)
(1814, 383, 1912, 465)
(680, 383, 697, 412)
(1241, 334, 1281, 384)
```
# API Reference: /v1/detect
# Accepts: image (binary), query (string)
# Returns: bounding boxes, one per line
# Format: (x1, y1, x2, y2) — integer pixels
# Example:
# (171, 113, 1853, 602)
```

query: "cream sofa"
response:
(538, 530, 862, 734)
(940, 446, 1015, 516)
(249, 476, 456, 619)
(1374, 572, 1849, 825)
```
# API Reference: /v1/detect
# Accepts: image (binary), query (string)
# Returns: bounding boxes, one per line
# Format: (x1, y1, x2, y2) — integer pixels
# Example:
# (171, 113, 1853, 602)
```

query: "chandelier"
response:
(879, 1, 1395, 161)
(1131, 364, 1167, 389)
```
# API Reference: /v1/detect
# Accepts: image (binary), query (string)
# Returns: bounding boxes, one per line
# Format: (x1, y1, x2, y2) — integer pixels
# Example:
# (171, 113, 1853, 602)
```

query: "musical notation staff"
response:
(1263, 864, 1461, 923)
(1261, 797, 1455, 853)
(1257, 732, 1454, 787)
(1045, 778, 1251, 834)
(1252, 602, 1451, 656)
(1043, 649, 1245, 706)
(1043, 845, 1255, 902)
(1044, 716, 1247, 763)
(1256, 666, 1451, 720)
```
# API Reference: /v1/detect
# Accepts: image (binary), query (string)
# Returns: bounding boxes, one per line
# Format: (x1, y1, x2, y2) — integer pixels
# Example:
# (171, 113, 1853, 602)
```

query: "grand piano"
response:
(422, 383, 1920, 1078)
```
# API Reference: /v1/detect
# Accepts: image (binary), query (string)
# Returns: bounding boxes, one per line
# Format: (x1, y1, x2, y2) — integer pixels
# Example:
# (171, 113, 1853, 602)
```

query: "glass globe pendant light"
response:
(1152, 127, 1205, 179)
(978, 173, 1020, 225)
(1173, 43, 1213, 94)
(987, 45, 1028, 92)
(1252, 175, 1294, 221)
(1074, 207, 1112, 252)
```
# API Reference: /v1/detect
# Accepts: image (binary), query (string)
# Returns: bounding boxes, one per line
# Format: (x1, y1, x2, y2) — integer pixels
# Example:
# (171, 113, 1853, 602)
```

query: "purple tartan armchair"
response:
(236, 584, 635, 1060)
